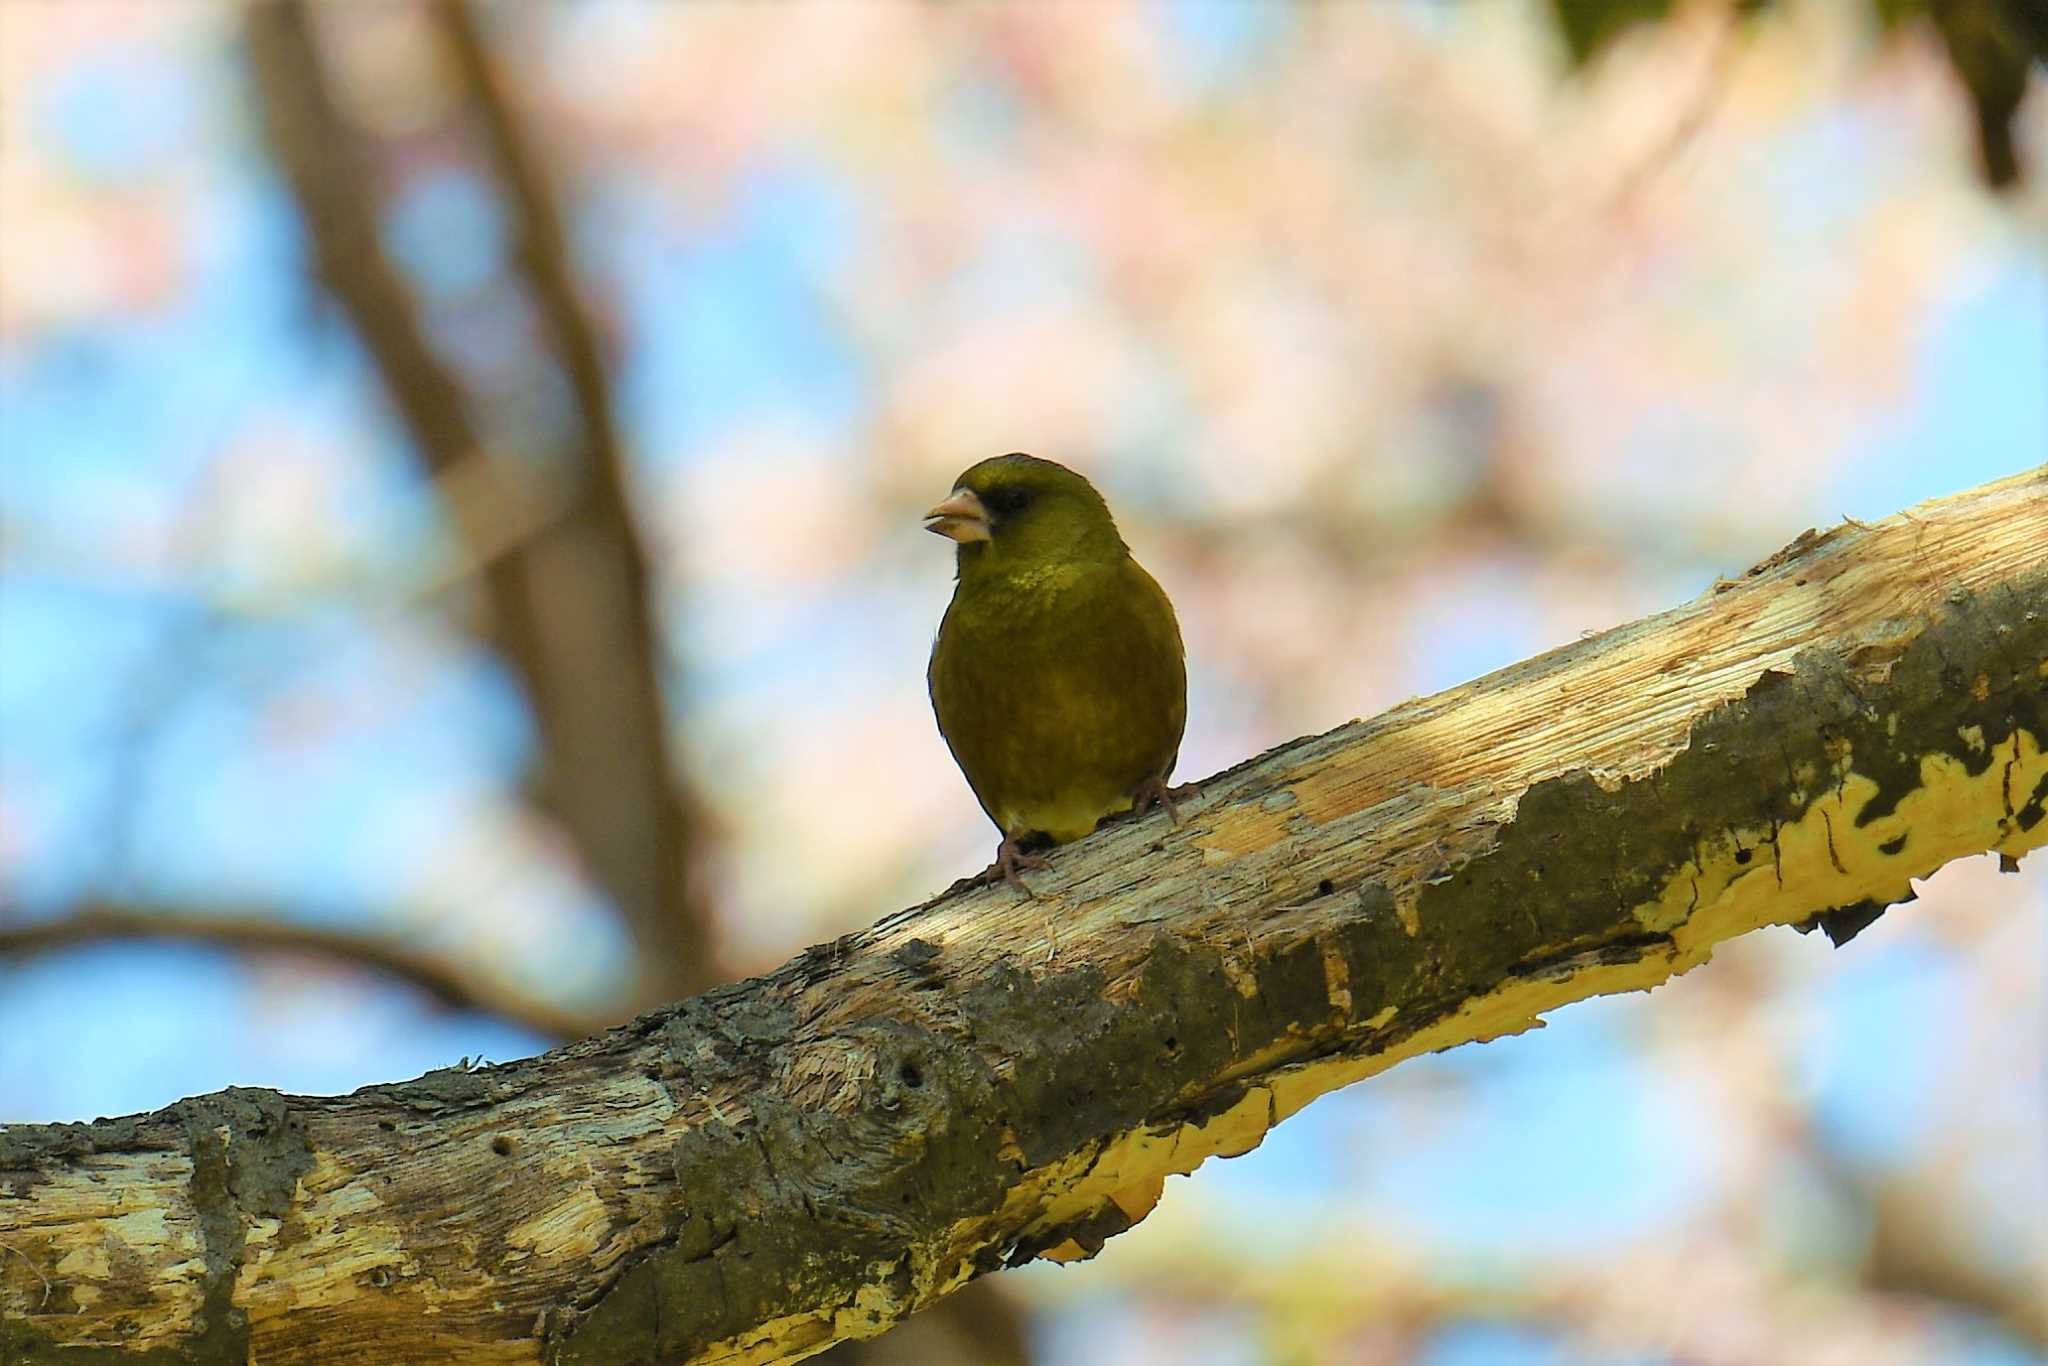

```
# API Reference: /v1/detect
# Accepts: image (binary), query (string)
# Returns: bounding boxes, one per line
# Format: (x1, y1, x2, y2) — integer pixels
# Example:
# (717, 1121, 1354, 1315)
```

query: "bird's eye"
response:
(983, 486, 1032, 516)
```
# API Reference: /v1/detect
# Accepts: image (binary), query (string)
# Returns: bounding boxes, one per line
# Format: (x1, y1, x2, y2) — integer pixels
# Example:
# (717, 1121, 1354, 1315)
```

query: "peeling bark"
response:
(4, 469, 2045, 1365)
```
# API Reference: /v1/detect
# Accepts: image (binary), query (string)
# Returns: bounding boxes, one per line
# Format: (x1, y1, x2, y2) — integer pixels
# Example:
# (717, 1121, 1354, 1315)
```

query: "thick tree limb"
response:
(4, 470, 2044, 1364)
(0, 903, 609, 1042)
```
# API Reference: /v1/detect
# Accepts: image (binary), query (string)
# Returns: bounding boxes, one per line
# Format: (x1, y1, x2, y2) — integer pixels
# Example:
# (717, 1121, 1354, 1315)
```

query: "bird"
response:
(925, 453, 1187, 892)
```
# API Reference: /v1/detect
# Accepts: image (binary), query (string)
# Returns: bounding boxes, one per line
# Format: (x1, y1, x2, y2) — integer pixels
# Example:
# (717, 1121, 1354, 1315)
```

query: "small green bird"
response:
(925, 454, 1187, 890)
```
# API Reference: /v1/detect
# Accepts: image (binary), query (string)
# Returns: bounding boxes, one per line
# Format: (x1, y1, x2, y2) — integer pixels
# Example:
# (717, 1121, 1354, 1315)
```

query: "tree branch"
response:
(0, 903, 609, 1043)
(245, 2, 713, 1006)
(431, 0, 712, 999)
(4, 470, 2044, 1364)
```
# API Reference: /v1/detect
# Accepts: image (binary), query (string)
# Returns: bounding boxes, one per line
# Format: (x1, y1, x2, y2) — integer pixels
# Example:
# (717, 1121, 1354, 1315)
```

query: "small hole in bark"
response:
(377, 1118, 396, 1131)
(1734, 848, 1753, 865)
(491, 1135, 515, 1157)
(1316, 879, 1335, 897)
(1878, 833, 1908, 856)
(899, 1061, 923, 1089)
(1163, 1036, 1179, 1054)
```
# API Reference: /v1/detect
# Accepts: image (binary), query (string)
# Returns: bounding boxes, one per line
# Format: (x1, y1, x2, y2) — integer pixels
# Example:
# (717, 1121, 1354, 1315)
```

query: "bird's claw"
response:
(960, 837, 1050, 897)
(997, 837, 1052, 897)
(1131, 775, 1185, 826)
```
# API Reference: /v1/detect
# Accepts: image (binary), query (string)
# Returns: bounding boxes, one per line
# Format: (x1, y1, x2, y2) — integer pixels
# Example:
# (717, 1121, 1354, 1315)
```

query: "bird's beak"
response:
(923, 489, 992, 543)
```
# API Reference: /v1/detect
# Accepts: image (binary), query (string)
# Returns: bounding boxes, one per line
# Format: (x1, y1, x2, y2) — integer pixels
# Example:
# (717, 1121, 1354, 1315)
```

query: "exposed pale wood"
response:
(4, 470, 2044, 1365)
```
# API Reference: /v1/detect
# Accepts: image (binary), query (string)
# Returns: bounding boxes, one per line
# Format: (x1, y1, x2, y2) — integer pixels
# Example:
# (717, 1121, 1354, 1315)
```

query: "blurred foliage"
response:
(1929, 0, 2048, 184)
(1553, 0, 2043, 186)
(1549, 0, 1683, 64)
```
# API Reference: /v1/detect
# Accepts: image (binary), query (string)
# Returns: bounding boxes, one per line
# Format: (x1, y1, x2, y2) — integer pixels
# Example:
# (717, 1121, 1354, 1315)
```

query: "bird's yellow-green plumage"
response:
(925, 454, 1186, 883)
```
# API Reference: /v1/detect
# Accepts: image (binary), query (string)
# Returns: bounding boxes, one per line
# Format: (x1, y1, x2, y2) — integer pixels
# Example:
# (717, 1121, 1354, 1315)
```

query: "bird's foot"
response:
(961, 836, 1051, 897)
(997, 837, 1052, 897)
(1130, 775, 1186, 826)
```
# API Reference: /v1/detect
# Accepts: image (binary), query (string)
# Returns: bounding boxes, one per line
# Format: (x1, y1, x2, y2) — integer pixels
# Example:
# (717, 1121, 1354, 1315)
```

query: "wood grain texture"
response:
(4, 470, 2045, 1366)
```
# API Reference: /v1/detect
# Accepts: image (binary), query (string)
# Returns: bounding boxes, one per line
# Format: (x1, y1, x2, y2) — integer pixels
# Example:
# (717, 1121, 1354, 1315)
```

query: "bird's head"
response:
(923, 454, 1128, 572)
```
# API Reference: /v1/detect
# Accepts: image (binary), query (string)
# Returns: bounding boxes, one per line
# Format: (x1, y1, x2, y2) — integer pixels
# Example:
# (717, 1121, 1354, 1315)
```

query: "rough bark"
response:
(4, 469, 2045, 1365)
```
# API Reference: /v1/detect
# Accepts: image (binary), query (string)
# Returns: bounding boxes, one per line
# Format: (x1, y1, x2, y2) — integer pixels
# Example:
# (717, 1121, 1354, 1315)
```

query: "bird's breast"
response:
(929, 558, 1186, 844)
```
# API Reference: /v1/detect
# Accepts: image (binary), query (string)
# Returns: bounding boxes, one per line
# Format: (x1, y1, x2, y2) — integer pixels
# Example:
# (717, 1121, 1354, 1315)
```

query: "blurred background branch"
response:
(244, 0, 712, 1012)
(0, 901, 607, 1040)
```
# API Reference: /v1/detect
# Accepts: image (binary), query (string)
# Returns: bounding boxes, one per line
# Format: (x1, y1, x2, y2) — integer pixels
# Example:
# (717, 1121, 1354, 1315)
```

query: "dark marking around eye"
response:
(983, 486, 1032, 516)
